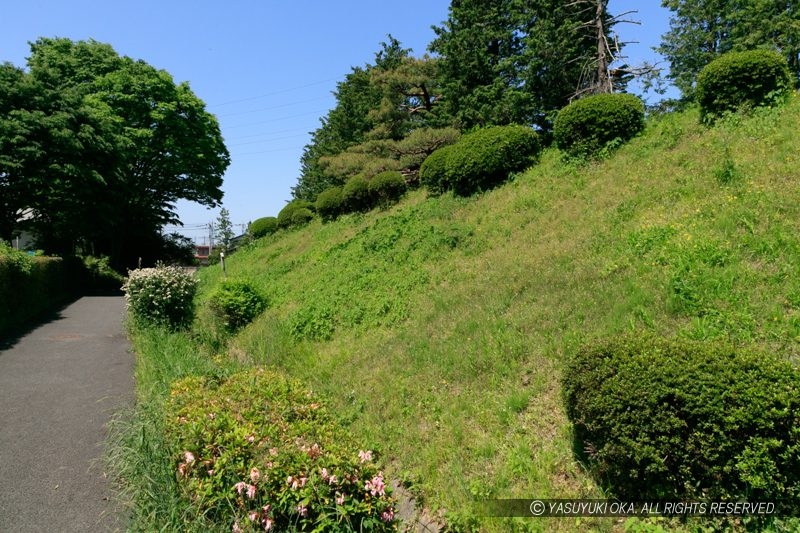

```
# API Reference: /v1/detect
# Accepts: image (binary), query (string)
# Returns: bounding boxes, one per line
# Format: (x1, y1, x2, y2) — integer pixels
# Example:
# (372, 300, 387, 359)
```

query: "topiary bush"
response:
(314, 186, 344, 222)
(249, 217, 278, 239)
(208, 278, 267, 333)
(554, 93, 645, 158)
(419, 125, 540, 196)
(419, 143, 457, 196)
(165, 368, 398, 532)
(696, 49, 793, 123)
(341, 174, 374, 213)
(563, 334, 800, 513)
(277, 200, 315, 229)
(368, 171, 407, 208)
(122, 264, 197, 329)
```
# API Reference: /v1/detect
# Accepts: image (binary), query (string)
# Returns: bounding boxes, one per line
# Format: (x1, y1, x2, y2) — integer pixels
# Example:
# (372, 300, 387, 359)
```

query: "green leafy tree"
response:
(429, 0, 611, 131)
(0, 38, 229, 267)
(214, 208, 234, 252)
(658, 0, 800, 98)
(293, 38, 413, 202)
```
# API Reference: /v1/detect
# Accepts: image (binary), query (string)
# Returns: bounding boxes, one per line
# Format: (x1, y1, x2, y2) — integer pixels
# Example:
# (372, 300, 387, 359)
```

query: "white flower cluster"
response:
(122, 264, 198, 328)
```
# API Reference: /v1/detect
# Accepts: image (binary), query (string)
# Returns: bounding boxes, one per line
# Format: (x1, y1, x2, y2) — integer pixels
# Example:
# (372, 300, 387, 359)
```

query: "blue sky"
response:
(2, 1, 674, 243)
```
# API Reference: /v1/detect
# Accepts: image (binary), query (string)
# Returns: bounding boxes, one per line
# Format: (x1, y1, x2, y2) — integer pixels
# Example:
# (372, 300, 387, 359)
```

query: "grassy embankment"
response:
(119, 97, 800, 532)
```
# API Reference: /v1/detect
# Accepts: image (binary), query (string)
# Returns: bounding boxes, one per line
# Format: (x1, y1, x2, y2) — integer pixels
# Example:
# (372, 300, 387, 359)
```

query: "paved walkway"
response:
(0, 296, 133, 532)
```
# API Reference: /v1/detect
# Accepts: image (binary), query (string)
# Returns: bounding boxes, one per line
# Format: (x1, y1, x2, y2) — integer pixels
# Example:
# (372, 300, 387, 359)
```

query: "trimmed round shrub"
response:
(554, 93, 645, 157)
(420, 125, 540, 196)
(314, 186, 344, 222)
(122, 264, 198, 329)
(696, 49, 792, 123)
(249, 216, 278, 239)
(563, 334, 800, 512)
(290, 207, 314, 226)
(208, 278, 266, 332)
(368, 170, 407, 207)
(277, 200, 314, 228)
(341, 174, 373, 212)
(419, 143, 456, 196)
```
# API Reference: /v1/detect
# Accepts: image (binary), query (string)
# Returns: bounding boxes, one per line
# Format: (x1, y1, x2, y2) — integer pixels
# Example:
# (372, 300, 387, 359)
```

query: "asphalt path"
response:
(0, 296, 133, 532)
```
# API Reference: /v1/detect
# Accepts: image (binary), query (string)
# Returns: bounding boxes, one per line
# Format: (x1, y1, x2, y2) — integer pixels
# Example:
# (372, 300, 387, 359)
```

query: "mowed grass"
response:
(188, 97, 800, 532)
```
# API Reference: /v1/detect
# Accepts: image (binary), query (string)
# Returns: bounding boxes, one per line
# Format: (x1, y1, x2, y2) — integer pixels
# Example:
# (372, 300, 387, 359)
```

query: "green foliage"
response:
(81, 255, 124, 293)
(314, 187, 345, 222)
(277, 200, 315, 229)
(696, 49, 792, 123)
(122, 264, 198, 329)
(249, 217, 278, 239)
(208, 279, 267, 333)
(165, 368, 398, 531)
(563, 335, 800, 513)
(659, 0, 800, 98)
(419, 125, 541, 196)
(418, 144, 456, 196)
(430, 0, 616, 131)
(1, 38, 228, 268)
(554, 93, 645, 158)
(342, 174, 374, 212)
(368, 171, 407, 208)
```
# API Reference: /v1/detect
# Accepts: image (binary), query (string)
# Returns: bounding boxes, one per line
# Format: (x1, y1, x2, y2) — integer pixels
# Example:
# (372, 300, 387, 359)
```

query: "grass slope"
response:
(193, 99, 800, 532)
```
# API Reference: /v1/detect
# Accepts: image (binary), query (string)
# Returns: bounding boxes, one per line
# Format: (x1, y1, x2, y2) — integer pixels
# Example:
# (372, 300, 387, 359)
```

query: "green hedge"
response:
(554, 93, 645, 158)
(342, 174, 373, 212)
(277, 200, 315, 229)
(563, 335, 800, 513)
(420, 125, 540, 196)
(696, 49, 793, 123)
(0, 248, 83, 337)
(249, 217, 278, 239)
(368, 171, 407, 208)
(314, 186, 344, 222)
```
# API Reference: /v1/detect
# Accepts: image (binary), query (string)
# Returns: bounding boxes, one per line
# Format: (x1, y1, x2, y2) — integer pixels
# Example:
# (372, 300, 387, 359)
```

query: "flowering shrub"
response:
(166, 368, 398, 532)
(122, 264, 198, 329)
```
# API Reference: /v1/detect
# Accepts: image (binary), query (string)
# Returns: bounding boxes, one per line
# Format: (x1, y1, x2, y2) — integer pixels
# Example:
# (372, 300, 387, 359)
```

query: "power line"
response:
(227, 132, 309, 148)
(215, 95, 331, 118)
(208, 78, 338, 107)
(222, 109, 329, 130)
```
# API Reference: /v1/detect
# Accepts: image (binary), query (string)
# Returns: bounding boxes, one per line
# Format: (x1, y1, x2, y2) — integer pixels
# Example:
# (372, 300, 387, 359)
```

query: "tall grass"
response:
(108, 325, 239, 531)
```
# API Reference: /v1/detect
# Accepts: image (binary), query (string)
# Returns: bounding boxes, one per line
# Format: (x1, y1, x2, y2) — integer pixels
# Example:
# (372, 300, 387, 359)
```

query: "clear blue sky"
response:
(1, 1, 674, 244)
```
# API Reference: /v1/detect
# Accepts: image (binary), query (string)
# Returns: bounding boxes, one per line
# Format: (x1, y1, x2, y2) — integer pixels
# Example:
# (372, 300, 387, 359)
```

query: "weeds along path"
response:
(0, 296, 133, 532)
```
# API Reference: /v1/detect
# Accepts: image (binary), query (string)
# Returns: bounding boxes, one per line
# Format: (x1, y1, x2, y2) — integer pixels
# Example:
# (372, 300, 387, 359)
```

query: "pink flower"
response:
(299, 476, 308, 488)
(246, 435, 256, 443)
(296, 504, 308, 517)
(335, 491, 345, 505)
(232, 521, 243, 533)
(328, 474, 338, 485)
(307, 443, 321, 459)
(250, 467, 261, 483)
(184, 451, 196, 465)
(177, 463, 187, 477)
(365, 473, 386, 496)
(207, 469, 215, 476)
(269, 448, 279, 457)
(263, 517, 273, 531)
(381, 508, 395, 522)
(234, 481, 247, 495)
(246, 484, 257, 500)
(320, 467, 329, 481)
(358, 450, 373, 463)
(248, 511, 259, 522)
